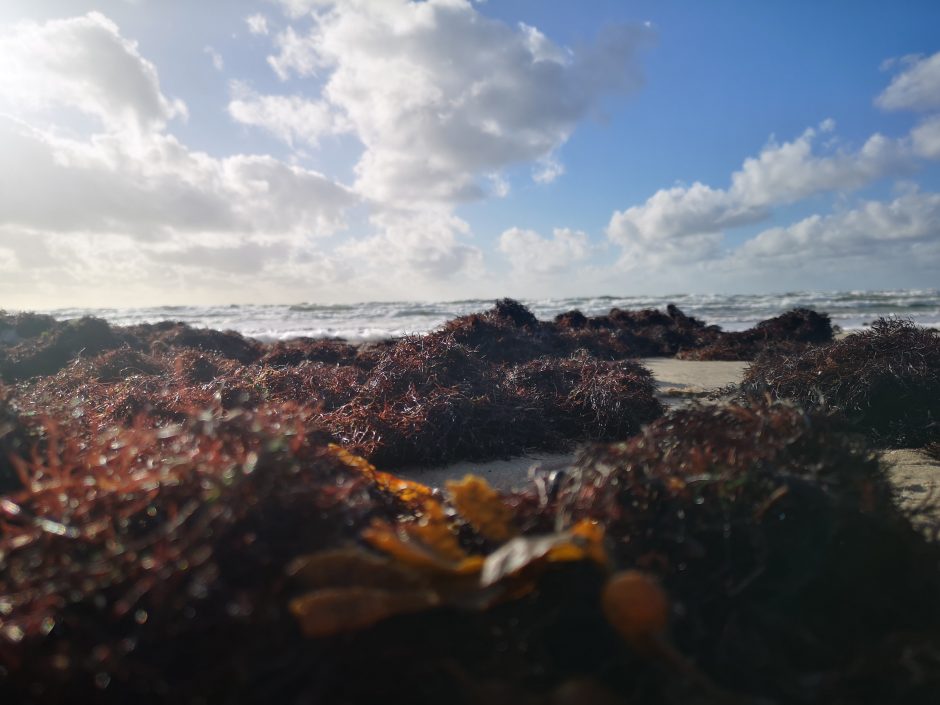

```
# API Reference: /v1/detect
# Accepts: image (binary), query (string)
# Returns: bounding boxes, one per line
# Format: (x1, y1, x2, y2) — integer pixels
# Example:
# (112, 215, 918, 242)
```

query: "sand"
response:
(398, 357, 940, 525)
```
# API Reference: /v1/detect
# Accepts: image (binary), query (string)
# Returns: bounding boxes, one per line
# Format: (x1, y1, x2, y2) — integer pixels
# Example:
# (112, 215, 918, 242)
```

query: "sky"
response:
(1, 0, 939, 308)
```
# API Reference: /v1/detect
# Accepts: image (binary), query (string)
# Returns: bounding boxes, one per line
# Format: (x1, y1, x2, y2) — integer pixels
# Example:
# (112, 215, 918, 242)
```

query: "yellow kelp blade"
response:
(481, 520, 607, 588)
(445, 474, 517, 543)
(328, 444, 435, 506)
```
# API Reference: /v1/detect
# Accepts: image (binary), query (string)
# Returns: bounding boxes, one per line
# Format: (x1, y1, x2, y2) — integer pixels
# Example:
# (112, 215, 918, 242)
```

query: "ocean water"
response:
(37, 289, 940, 343)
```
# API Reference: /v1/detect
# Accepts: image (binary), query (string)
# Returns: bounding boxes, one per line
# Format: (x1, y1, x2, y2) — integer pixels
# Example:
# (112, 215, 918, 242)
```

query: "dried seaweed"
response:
(741, 318, 940, 446)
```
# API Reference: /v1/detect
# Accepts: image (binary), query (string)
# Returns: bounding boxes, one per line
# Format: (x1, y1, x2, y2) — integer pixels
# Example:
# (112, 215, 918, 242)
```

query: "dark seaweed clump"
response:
(0, 302, 833, 387)
(1, 401, 937, 704)
(508, 402, 940, 704)
(742, 318, 940, 447)
(0, 408, 405, 704)
(0, 389, 41, 494)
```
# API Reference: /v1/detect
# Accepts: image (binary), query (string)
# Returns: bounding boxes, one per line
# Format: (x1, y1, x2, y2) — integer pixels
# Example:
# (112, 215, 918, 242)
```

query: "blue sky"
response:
(1, 1, 939, 307)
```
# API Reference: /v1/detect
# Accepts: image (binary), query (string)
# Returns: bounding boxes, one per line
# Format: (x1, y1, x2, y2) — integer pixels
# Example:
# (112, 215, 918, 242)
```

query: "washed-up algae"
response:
(1, 301, 833, 384)
(2, 303, 936, 704)
(1, 401, 938, 704)
(741, 318, 940, 447)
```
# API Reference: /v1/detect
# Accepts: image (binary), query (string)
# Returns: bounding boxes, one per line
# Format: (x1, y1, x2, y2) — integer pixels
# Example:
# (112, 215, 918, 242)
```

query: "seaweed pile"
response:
(10, 334, 662, 471)
(742, 318, 940, 447)
(0, 302, 832, 386)
(3, 302, 936, 704)
(2, 399, 937, 704)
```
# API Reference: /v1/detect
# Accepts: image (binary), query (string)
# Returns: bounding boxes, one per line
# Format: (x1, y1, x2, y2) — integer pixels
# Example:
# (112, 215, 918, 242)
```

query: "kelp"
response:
(3, 401, 937, 704)
(741, 318, 940, 446)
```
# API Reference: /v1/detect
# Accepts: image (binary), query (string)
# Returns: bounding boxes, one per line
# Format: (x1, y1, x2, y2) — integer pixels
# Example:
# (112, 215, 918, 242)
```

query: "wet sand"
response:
(399, 357, 940, 525)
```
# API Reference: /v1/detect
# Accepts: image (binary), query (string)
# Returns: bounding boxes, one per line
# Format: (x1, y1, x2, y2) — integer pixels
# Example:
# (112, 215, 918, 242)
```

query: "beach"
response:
(1, 301, 938, 704)
(400, 357, 940, 530)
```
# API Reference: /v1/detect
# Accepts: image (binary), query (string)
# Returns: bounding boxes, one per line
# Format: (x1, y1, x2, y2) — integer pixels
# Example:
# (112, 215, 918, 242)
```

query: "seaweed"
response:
(4, 401, 936, 704)
(741, 318, 939, 446)
(318, 340, 663, 468)
(141, 323, 263, 364)
(0, 408, 400, 703)
(0, 388, 40, 494)
(260, 338, 359, 367)
(507, 402, 940, 702)
(1, 304, 939, 704)
(0, 317, 123, 382)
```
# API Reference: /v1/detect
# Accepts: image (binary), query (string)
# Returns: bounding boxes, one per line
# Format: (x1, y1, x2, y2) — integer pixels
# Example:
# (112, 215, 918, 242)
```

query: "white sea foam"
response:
(34, 290, 940, 342)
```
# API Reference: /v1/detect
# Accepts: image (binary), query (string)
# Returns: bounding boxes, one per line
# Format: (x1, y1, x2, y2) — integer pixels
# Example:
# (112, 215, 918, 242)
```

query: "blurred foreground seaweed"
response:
(0, 400, 937, 704)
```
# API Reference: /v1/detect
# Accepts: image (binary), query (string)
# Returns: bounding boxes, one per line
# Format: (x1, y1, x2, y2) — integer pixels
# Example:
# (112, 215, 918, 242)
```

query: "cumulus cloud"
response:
(237, 0, 652, 286)
(912, 115, 940, 159)
(0, 12, 359, 305)
(499, 227, 589, 274)
(0, 12, 187, 134)
(250, 0, 651, 206)
(532, 156, 565, 184)
(246, 13, 270, 36)
(607, 122, 913, 267)
(228, 81, 343, 147)
(876, 51, 940, 112)
(735, 190, 940, 265)
(338, 211, 484, 286)
(204, 45, 224, 71)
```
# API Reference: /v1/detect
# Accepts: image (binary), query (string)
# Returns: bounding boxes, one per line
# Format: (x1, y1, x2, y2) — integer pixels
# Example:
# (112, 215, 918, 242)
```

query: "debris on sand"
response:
(741, 318, 940, 446)
(2, 400, 938, 704)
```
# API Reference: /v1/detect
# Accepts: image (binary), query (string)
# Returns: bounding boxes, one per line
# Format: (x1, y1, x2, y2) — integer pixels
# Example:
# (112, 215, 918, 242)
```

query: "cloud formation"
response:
(0, 12, 187, 133)
(235, 0, 651, 284)
(735, 190, 940, 266)
(251, 0, 651, 208)
(606, 121, 915, 267)
(877, 51, 940, 112)
(0, 12, 357, 304)
(499, 227, 589, 275)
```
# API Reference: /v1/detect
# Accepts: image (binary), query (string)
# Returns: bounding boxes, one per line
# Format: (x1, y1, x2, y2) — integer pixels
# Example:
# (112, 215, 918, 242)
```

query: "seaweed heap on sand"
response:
(742, 318, 940, 448)
(1, 302, 938, 704)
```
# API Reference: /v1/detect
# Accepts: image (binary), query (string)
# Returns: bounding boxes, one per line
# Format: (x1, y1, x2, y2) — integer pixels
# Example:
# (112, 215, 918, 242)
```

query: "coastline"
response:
(399, 356, 940, 529)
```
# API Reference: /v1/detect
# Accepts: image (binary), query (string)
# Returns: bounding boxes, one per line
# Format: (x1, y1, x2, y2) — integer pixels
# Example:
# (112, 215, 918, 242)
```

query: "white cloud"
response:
(876, 51, 940, 112)
(533, 156, 565, 184)
(339, 210, 483, 283)
(243, 0, 652, 291)
(912, 115, 940, 159)
(257, 0, 651, 207)
(606, 122, 912, 267)
(246, 13, 270, 36)
(204, 45, 224, 71)
(0, 12, 359, 305)
(735, 190, 940, 264)
(499, 227, 588, 274)
(228, 81, 342, 147)
(0, 115, 354, 240)
(0, 12, 187, 134)
(267, 26, 321, 80)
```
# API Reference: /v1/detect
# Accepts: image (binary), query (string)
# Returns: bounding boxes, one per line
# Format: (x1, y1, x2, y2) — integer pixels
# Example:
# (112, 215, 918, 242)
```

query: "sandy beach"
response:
(400, 357, 940, 526)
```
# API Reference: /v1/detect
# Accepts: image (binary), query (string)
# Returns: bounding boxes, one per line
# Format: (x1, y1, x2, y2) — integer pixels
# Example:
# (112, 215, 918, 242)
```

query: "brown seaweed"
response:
(741, 318, 939, 446)
(1, 400, 938, 704)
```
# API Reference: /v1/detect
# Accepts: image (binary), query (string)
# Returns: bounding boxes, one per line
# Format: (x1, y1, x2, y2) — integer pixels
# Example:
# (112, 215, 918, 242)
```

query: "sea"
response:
(37, 289, 940, 343)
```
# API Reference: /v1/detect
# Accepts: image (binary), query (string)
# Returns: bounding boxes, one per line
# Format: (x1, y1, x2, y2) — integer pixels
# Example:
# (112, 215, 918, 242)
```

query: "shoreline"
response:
(398, 357, 940, 527)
